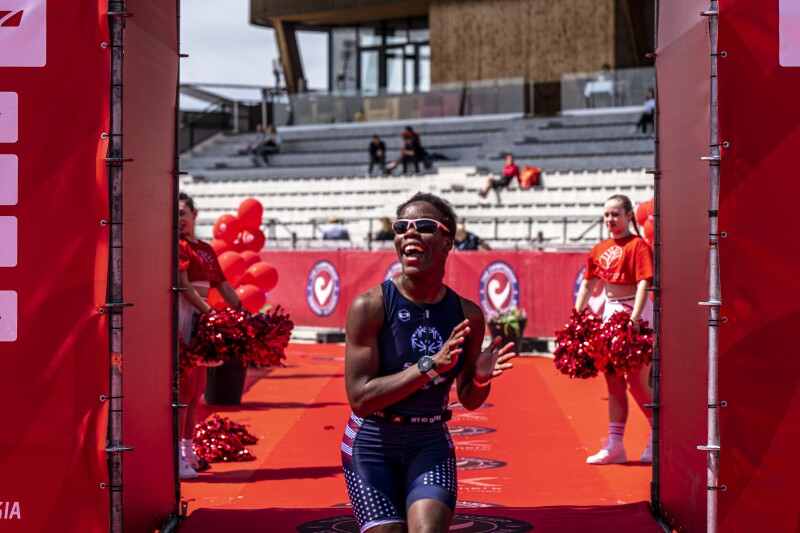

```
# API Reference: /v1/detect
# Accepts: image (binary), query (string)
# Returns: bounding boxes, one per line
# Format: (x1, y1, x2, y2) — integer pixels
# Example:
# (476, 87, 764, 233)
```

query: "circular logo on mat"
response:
(449, 426, 497, 437)
(306, 261, 340, 316)
(479, 261, 520, 314)
(298, 513, 532, 532)
(457, 457, 507, 471)
(573, 266, 605, 315)
(384, 261, 402, 281)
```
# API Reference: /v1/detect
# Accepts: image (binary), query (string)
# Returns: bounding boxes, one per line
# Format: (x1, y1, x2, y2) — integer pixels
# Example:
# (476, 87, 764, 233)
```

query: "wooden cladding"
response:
(430, 0, 616, 83)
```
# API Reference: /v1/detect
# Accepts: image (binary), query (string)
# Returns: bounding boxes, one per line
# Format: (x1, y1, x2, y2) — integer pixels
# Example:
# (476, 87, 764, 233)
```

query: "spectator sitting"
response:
(251, 124, 281, 167)
(239, 124, 266, 155)
(374, 217, 394, 241)
(321, 215, 350, 241)
(454, 222, 491, 251)
(478, 154, 520, 201)
(368, 134, 386, 176)
(632, 88, 655, 135)
(385, 126, 424, 174)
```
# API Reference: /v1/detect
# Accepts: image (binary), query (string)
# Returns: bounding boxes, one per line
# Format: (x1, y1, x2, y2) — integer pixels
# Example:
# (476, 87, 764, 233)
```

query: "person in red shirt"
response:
(574, 194, 654, 465)
(178, 192, 241, 479)
(478, 154, 520, 201)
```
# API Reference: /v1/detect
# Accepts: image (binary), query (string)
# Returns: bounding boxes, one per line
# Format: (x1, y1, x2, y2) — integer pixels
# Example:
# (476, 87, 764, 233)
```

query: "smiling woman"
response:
(341, 191, 518, 532)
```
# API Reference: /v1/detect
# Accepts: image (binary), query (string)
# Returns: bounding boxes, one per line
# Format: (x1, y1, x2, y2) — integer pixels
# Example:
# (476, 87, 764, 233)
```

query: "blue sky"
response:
(180, 0, 327, 105)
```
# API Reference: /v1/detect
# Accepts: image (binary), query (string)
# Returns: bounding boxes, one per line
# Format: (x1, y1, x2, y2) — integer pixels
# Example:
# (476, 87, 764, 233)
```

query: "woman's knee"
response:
(604, 373, 627, 394)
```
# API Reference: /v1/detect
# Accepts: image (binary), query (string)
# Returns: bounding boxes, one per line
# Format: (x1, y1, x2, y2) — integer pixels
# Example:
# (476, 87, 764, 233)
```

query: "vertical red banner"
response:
(717, 1, 800, 531)
(121, 2, 180, 531)
(0, 2, 110, 531)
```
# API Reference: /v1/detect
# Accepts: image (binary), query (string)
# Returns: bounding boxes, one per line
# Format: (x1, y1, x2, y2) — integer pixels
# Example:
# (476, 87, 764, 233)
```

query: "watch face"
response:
(418, 356, 434, 372)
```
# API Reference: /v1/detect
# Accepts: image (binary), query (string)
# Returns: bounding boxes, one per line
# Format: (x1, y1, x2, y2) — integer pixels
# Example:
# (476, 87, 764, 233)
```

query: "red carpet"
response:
(179, 343, 662, 531)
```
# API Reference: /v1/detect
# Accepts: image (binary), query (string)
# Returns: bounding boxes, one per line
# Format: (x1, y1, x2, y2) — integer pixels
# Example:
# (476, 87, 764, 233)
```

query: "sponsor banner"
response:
(260, 251, 585, 337)
(716, 1, 800, 531)
(0, 2, 111, 531)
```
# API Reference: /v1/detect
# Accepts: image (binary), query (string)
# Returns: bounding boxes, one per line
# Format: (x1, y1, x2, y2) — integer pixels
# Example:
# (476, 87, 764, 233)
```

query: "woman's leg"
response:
(587, 372, 629, 464)
(406, 500, 452, 532)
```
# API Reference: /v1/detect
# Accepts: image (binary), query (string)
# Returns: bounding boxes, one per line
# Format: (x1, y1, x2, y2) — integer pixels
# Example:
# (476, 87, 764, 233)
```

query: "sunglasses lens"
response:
(414, 220, 438, 233)
(392, 221, 409, 234)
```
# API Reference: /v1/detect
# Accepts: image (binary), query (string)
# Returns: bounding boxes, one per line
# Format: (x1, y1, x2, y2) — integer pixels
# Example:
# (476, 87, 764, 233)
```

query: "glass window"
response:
(331, 27, 357, 94)
(385, 48, 404, 94)
(359, 24, 381, 47)
(385, 20, 407, 45)
(360, 50, 379, 95)
(418, 45, 430, 92)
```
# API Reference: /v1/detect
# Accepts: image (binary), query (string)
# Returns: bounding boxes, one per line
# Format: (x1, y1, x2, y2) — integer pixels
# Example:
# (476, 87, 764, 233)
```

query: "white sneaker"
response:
(586, 440, 627, 465)
(183, 450, 200, 470)
(641, 439, 653, 463)
(179, 457, 198, 479)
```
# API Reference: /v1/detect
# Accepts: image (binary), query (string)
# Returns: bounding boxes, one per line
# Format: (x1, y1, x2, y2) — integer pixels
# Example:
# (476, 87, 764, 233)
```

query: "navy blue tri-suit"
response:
(341, 279, 467, 532)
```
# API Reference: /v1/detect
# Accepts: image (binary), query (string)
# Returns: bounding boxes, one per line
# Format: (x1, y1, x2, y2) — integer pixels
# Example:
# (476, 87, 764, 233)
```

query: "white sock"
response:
(609, 422, 626, 444)
(180, 439, 195, 457)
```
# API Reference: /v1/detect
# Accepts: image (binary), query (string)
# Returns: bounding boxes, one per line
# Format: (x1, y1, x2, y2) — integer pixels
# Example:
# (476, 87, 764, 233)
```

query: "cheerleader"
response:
(574, 194, 654, 465)
(177, 193, 241, 478)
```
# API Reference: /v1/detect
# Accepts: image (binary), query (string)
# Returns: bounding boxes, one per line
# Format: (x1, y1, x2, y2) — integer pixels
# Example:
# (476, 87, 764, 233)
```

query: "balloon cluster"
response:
(193, 414, 258, 464)
(209, 198, 280, 314)
(636, 198, 655, 246)
(553, 309, 653, 379)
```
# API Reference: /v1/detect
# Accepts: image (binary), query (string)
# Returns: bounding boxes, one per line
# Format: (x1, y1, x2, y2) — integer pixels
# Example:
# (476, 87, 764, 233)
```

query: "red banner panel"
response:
(717, 1, 800, 531)
(656, 0, 712, 530)
(121, 3, 180, 532)
(261, 250, 585, 339)
(0, 2, 110, 531)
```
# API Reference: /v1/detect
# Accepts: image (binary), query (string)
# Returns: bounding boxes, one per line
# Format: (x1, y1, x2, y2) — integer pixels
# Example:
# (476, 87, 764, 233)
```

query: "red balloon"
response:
(635, 202, 649, 227)
(217, 251, 246, 286)
(237, 198, 264, 231)
(238, 228, 266, 252)
(236, 284, 266, 314)
(643, 219, 655, 243)
(213, 214, 241, 244)
(239, 250, 261, 267)
(241, 262, 279, 292)
(645, 198, 655, 217)
(206, 288, 227, 311)
(209, 239, 231, 255)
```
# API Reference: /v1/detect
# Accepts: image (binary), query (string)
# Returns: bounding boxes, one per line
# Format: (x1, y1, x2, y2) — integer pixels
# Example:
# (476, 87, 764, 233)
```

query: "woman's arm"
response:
(179, 270, 213, 314)
(345, 286, 469, 418)
(628, 278, 651, 331)
(574, 278, 598, 312)
(456, 299, 516, 410)
(216, 281, 242, 310)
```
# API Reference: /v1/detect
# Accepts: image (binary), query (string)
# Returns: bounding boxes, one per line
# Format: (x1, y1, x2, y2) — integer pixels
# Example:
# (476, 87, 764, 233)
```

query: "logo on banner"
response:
(306, 261, 340, 316)
(478, 261, 520, 314)
(298, 513, 531, 532)
(780, 0, 800, 67)
(383, 261, 402, 281)
(0, 92, 18, 143)
(573, 266, 605, 315)
(0, 1, 46, 67)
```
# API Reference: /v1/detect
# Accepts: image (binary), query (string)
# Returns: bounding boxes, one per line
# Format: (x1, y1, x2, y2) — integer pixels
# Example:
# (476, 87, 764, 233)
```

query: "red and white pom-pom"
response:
(193, 414, 258, 464)
(189, 308, 251, 364)
(594, 311, 654, 376)
(553, 309, 603, 379)
(246, 305, 294, 367)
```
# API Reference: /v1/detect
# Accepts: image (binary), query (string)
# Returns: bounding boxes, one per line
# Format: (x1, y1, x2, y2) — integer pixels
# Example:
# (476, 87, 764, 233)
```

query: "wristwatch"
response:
(418, 356, 443, 384)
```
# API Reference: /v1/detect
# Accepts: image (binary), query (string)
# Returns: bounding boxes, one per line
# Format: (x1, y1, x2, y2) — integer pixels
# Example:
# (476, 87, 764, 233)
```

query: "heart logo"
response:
(314, 275, 333, 305)
(487, 277, 511, 310)
(599, 246, 623, 269)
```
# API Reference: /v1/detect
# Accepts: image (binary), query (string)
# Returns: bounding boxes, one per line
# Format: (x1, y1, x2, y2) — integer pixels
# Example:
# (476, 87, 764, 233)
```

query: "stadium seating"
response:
(180, 111, 654, 248)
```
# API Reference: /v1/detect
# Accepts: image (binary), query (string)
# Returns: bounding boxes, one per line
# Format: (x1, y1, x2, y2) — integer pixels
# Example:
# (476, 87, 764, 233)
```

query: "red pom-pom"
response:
(593, 311, 653, 376)
(178, 332, 204, 377)
(553, 309, 603, 379)
(246, 305, 294, 367)
(193, 414, 258, 463)
(189, 308, 252, 364)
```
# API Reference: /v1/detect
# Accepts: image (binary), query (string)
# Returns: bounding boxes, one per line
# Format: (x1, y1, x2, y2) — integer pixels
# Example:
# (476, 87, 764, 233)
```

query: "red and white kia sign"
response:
(0, 1, 46, 67)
